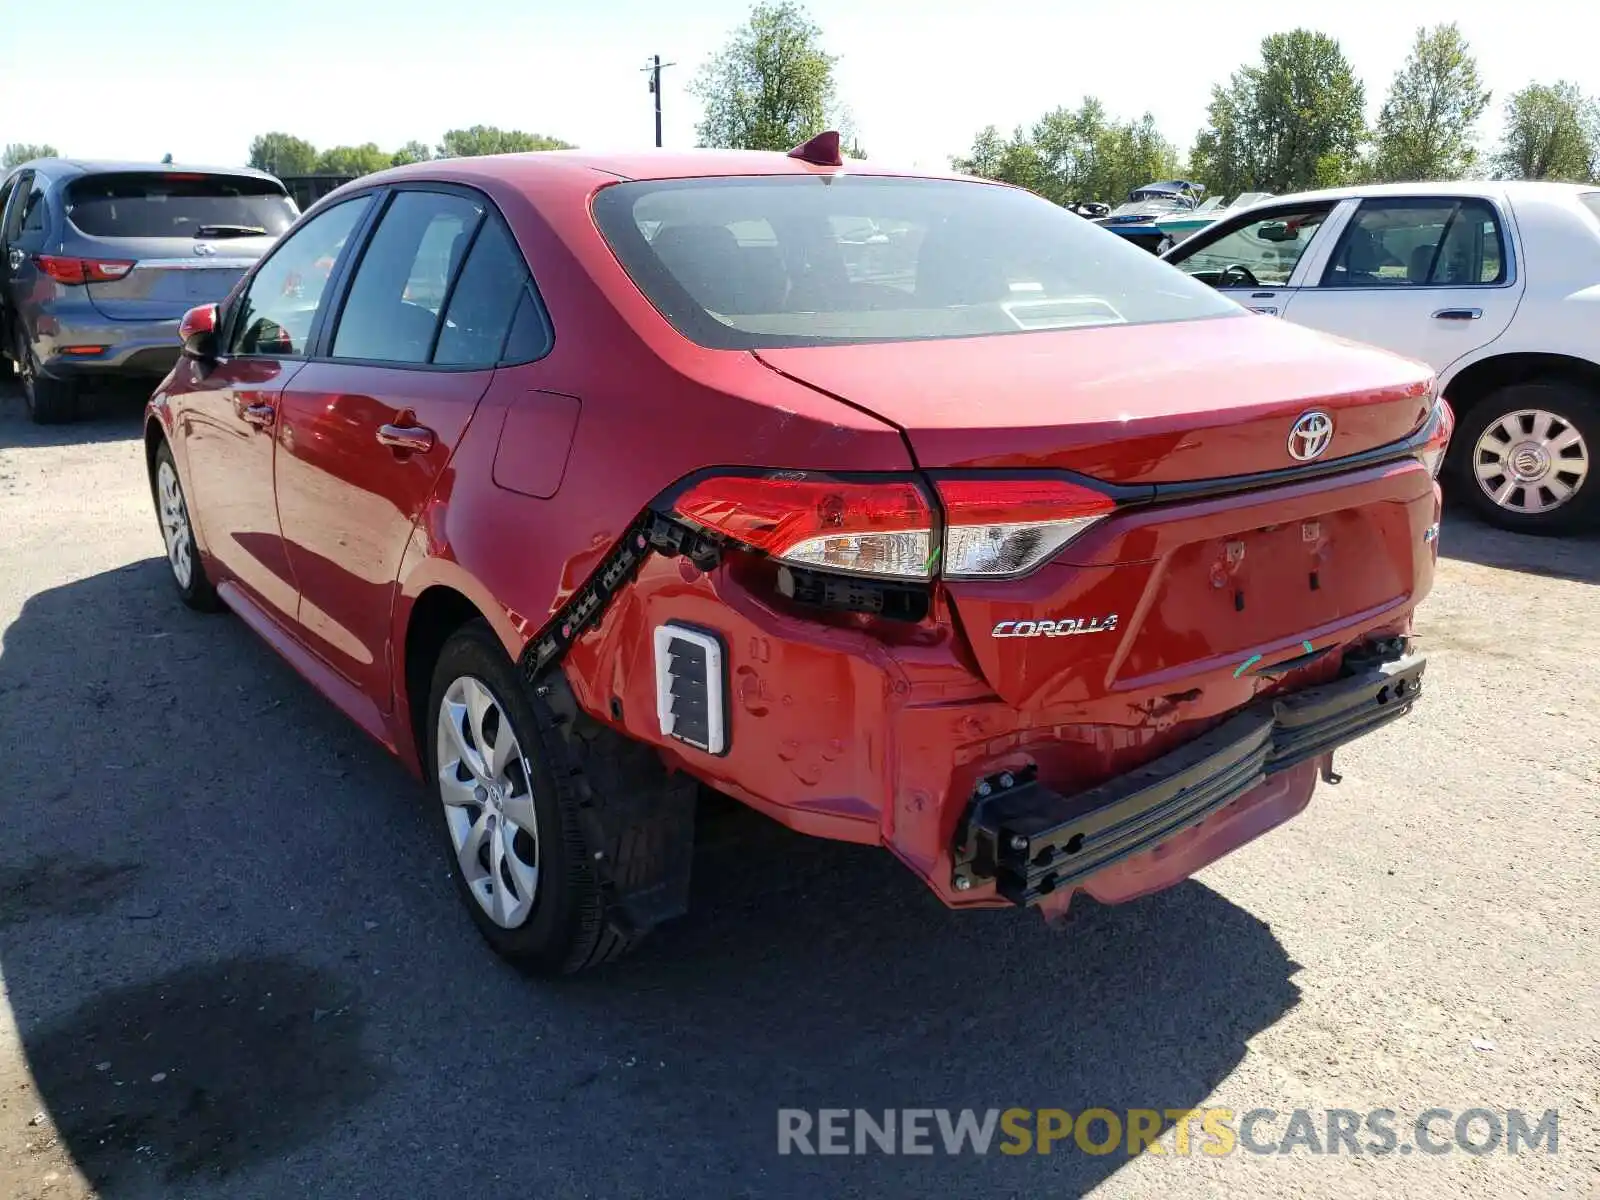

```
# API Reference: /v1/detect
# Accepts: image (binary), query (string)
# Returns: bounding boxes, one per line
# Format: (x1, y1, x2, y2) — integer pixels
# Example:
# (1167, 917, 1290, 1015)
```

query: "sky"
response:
(2, 0, 1596, 175)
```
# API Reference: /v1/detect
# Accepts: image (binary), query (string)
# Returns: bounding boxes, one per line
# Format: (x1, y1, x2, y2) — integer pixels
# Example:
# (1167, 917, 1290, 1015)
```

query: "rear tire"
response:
(15, 331, 78, 425)
(1454, 382, 1598, 535)
(425, 621, 645, 975)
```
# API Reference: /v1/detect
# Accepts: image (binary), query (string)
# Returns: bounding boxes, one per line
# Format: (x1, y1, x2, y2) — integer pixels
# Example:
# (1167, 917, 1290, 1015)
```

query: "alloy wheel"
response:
(156, 460, 195, 589)
(1472, 408, 1590, 516)
(435, 675, 541, 929)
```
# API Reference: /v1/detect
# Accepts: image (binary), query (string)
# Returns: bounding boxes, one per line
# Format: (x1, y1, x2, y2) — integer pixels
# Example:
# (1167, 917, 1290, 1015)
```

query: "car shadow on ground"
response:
(1438, 503, 1600, 584)
(0, 558, 1303, 1199)
(0, 380, 151, 450)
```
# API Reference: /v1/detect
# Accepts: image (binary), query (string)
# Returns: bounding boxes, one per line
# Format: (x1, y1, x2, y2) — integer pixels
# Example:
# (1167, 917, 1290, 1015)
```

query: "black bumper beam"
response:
(951, 649, 1426, 906)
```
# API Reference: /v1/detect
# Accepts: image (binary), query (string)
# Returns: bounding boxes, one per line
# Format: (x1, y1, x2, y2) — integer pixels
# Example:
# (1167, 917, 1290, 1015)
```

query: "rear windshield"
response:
(64, 172, 298, 239)
(591, 175, 1240, 349)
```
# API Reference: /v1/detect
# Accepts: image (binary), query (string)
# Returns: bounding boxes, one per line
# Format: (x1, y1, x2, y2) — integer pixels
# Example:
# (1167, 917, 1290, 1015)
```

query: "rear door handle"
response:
(1432, 307, 1482, 320)
(377, 423, 435, 453)
(241, 403, 275, 428)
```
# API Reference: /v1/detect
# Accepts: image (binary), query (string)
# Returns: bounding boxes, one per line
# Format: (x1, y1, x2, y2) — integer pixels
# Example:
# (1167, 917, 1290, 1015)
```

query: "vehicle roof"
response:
(1250, 179, 1598, 206)
(334, 146, 971, 194)
(7, 158, 281, 183)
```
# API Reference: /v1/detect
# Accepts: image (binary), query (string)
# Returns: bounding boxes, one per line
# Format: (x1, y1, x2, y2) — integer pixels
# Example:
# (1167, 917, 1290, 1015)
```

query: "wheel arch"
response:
(394, 565, 529, 774)
(1443, 351, 1600, 428)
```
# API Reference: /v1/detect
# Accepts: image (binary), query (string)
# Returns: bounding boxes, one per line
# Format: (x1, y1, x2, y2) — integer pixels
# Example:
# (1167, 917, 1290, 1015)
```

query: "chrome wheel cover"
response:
(1473, 408, 1589, 516)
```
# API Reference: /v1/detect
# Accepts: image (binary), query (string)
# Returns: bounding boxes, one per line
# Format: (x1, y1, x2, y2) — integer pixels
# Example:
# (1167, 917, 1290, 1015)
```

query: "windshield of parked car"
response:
(64, 172, 298, 239)
(591, 175, 1241, 349)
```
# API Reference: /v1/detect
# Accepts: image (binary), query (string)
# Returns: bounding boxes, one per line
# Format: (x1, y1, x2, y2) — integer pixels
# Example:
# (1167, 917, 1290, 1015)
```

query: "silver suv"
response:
(0, 159, 298, 423)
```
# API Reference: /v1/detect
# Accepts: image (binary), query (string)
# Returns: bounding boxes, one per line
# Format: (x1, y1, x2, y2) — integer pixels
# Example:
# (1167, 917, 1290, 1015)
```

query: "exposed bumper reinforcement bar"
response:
(951, 649, 1426, 906)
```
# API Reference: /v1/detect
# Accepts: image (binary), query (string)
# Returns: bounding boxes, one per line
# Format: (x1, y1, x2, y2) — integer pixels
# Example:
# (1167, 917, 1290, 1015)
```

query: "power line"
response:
(641, 55, 677, 148)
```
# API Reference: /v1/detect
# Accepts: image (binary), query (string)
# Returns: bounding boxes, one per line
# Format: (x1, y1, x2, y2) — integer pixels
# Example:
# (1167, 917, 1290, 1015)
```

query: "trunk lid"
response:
(81, 242, 266, 322)
(754, 314, 1435, 483)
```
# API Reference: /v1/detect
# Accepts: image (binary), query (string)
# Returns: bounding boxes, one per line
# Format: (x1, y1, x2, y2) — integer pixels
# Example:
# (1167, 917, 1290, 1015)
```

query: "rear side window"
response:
(331, 190, 485, 364)
(591, 175, 1239, 349)
(434, 218, 546, 366)
(64, 172, 298, 239)
(1321, 198, 1507, 287)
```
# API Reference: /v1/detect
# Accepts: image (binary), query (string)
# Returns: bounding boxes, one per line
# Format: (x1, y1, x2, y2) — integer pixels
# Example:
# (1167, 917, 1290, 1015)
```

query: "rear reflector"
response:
(937, 478, 1115, 579)
(59, 345, 107, 356)
(34, 255, 135, 284)
(654, 624, 727, 754)
(673, 475, 934, 579)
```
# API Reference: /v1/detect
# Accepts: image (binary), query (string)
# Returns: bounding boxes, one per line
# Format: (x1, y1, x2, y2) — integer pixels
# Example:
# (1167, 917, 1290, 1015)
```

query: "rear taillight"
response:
(936, 478, 1115, 579)
(673, 475, 934, 579)
(1415, 398, 1455, 479)
(670, 472, 1118, 582)
(34, 254, 136, 285)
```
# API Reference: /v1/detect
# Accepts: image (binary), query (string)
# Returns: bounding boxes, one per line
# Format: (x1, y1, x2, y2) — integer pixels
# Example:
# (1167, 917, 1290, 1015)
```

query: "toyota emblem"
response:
(1287, 411, 1334, 461)
(193, 242, 216, 256)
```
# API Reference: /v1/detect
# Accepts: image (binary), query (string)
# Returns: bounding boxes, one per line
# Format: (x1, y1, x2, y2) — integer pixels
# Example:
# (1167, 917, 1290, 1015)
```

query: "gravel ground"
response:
(0, 383, 1596, 1200)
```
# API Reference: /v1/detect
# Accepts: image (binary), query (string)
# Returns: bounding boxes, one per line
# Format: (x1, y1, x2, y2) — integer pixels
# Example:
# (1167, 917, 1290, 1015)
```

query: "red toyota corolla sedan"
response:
(145, 133, 1451, 975)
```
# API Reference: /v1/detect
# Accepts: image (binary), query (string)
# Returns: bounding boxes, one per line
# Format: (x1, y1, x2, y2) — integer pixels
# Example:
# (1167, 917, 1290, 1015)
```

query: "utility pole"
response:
(641, 54, 676, 148)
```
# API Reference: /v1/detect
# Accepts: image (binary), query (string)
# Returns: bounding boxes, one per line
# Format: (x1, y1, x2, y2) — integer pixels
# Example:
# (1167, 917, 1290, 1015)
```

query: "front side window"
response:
(1170, 206, 1334, 287)
(331, 190, 485, 364)
(1320, 198, 1507, 287)
(230, 196, 371, 356)
(591, 176, 1239, 349)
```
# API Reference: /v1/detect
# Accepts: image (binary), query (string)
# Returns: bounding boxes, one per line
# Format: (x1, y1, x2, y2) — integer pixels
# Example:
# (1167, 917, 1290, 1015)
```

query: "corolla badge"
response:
(993, 615, 1119, 639)
(1287, 410, 1334, 461)
(193, 242, 217, 256)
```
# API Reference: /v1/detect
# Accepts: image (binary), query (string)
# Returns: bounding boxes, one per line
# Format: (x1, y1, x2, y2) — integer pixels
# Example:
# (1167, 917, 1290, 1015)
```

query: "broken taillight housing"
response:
(673, 475, 934, 579)
(1415, 397, 1455, 479)
(936, 477, 1116, 579)
(671, 472, 1116, 582)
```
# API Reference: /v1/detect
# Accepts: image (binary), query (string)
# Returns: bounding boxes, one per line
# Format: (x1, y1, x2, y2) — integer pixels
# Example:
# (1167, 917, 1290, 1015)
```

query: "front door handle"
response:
(1432, 307, 1482, 320)
(377, 422, 435, 453)
(241, 403, 275, 428)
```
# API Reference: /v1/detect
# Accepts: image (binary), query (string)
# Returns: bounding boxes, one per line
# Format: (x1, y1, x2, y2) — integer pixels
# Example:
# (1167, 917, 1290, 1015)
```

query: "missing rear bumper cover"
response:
(952, 650, 1427, 905)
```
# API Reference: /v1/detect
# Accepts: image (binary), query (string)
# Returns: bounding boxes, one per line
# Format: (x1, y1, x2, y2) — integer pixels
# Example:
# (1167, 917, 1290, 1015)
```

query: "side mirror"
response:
(179, 303, 218, 360)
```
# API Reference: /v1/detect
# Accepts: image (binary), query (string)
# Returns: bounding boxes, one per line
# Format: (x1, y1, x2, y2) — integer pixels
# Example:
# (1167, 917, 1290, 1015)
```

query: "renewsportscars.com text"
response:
(777, 1107, 1559, 1157)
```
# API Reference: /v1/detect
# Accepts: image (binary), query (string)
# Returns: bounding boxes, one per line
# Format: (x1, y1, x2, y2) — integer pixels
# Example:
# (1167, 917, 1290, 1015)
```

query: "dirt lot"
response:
(1, 384, 1596, 1199)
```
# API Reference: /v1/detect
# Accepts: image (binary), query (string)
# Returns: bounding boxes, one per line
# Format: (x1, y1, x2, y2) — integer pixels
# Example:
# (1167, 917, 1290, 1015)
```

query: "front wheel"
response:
(150, 441, 223, 611)
(425, 621, 644, 975)
(1455, 382, 1597, 535)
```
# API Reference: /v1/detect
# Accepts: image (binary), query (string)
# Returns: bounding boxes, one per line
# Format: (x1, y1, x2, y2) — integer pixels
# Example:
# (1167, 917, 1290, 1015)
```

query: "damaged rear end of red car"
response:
(535, 166, 1452, 923)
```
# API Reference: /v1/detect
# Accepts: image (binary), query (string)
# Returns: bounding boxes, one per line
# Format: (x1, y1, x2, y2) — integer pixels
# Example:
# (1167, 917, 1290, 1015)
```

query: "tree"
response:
(953, 100, 1179, 206)
(1491, 82, 1600, 181)
(690, 2, 843, 151)
(391, 140, 433, 166)
(3, 143, 59, 168)
(1369, 24, 1491, 182)
(435, 126, 573, 158)
(1190, 30, 1366, 195)
(315, 143, 392, 177)
(247, 132, 319, 176)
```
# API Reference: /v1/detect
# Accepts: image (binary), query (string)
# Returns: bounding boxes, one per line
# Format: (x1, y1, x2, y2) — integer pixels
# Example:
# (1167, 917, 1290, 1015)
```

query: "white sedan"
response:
(1163, 181, 1600, 535)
